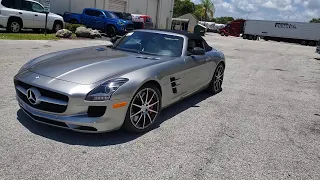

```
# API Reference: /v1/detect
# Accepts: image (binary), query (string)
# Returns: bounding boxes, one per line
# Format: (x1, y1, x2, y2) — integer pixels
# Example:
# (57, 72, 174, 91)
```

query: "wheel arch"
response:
(7, 16, 23, 27)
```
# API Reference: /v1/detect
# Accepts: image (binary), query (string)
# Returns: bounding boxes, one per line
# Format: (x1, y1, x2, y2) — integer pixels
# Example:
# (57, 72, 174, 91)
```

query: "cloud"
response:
(192, 0, 319, 22)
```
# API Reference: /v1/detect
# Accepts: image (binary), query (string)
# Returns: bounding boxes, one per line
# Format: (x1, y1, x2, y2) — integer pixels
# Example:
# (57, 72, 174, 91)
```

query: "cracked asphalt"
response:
(0, 34, 320, 179)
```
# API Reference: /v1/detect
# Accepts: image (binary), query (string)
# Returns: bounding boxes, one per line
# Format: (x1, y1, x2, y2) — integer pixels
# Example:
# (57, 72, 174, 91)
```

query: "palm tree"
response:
(195, 0, 215, 22)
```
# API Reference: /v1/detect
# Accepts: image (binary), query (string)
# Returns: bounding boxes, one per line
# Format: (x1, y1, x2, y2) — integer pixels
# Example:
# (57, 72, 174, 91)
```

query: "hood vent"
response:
(136, 56, 160, 60)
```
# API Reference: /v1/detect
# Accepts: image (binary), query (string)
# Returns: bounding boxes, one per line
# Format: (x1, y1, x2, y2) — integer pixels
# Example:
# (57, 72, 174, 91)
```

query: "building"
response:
(36, 0, 174, 29)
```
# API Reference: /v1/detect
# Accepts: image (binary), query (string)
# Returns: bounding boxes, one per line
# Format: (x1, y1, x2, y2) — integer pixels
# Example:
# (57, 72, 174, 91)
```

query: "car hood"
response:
(49, 12, 63, 19)
(26, 46, 169, 85)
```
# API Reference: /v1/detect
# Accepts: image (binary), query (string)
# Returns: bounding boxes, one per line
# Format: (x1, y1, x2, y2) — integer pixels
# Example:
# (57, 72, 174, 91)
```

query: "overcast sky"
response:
(192, 0, 320, 22)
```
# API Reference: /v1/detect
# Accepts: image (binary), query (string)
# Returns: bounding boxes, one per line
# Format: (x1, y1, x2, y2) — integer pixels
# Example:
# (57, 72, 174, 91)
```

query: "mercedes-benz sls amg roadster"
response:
(14, 29, 226, 133)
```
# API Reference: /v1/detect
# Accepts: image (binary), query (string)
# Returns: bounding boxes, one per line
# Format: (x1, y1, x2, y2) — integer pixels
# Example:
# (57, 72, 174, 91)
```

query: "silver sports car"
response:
(14, 29, 225, 133)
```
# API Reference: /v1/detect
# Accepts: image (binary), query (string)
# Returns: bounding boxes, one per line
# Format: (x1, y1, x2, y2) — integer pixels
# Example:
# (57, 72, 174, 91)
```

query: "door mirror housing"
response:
(191, 47, 205, 55)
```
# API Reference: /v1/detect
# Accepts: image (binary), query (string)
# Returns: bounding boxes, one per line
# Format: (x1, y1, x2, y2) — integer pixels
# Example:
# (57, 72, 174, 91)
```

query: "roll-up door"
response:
(108, 0, 127, 12)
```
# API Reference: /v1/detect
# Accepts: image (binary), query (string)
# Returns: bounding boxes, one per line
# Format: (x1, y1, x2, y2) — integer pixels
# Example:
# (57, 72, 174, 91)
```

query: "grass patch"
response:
(0, 33, 60, 40)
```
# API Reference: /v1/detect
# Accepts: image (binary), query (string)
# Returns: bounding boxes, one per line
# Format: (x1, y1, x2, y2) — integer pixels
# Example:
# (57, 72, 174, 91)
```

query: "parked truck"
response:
(63, 8, 134, 37)
(219, 19, 245, 37)
(242, 20, 320, 46)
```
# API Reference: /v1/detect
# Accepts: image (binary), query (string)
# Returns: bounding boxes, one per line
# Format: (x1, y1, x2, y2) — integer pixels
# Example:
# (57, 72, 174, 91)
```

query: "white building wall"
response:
(36, 0, 174, 29)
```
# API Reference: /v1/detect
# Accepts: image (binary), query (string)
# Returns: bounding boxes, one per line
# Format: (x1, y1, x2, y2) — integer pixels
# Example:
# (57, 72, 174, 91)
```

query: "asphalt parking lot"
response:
(1, 34, 320, 179)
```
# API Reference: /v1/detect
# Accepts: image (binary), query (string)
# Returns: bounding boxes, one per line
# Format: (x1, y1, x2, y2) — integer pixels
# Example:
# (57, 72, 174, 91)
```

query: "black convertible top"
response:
(147, 29, 213, 51)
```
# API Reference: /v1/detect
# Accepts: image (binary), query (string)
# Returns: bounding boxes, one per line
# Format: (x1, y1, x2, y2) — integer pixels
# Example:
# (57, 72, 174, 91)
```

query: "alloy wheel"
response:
(129, 88, 160, 130)
(11, 22, 20, 33)
(213, 65, 224, 92)
(54, 24, 62, 32)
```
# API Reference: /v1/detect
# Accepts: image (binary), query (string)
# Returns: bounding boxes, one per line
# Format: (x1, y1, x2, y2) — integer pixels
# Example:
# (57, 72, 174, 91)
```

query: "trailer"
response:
(242, 20, 320, 46)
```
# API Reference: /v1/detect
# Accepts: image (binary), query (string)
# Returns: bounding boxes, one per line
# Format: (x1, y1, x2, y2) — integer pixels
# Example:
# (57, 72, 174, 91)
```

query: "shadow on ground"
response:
(17, 91, 216, 146)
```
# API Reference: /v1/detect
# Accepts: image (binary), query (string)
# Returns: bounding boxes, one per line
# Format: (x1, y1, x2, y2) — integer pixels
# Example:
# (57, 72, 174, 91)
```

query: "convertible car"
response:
(14, 29, 226, 133)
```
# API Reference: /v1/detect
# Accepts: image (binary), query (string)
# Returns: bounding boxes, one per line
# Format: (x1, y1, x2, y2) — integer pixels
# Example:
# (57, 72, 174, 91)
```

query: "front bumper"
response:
(17, 95, 131, 133)
(14, 73, 131, 133)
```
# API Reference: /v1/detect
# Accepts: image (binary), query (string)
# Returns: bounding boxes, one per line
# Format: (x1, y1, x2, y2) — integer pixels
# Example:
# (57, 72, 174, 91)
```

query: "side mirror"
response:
(110, 35, 122, 44)
(191, 47, 205, 55)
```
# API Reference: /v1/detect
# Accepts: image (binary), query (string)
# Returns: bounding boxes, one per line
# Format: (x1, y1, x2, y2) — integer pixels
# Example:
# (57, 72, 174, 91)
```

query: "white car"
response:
(0, 0, 64, 33)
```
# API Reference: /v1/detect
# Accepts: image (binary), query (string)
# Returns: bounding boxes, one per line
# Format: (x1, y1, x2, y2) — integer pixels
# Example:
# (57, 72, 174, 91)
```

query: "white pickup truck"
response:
(0, 0, 64, 33)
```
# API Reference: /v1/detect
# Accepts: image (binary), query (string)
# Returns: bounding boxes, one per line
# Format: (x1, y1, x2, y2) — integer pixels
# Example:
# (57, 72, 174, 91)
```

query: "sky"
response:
(192, 0, 320, 22)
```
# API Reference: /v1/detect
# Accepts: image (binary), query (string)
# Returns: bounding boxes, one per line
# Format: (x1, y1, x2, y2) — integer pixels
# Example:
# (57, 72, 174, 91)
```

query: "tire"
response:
(106, 26, 117, 37)
(122, 84, 162, 133)
(242, 34, 247, 39)
(207, 63, 225, 94)
(248, 35, 253, 40)
(7, 19, 22, 33)
(52, 21, 63, 33)
(253, 36, 257, 41)
(220, 32, 225, 36)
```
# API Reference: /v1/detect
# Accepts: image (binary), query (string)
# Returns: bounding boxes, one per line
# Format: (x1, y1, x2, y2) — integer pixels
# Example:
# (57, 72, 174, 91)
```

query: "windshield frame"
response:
(113, 31, 186, 57)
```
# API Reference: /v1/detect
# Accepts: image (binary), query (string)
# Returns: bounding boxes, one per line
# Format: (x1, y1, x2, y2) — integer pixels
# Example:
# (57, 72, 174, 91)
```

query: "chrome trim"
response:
(16, 85, 68, 106)
(16, 85, 27, 95)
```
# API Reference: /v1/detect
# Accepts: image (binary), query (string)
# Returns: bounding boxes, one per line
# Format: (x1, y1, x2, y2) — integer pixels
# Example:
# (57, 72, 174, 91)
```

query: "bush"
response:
(65, 23, 85, 33)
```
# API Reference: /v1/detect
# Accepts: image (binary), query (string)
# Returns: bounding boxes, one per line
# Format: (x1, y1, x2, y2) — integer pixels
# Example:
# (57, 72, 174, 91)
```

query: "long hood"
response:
(26, 46, 168, 84)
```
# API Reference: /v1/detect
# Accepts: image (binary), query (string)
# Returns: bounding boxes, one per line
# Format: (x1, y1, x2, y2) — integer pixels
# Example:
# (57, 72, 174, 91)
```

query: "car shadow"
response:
(16, 90, 218, 147)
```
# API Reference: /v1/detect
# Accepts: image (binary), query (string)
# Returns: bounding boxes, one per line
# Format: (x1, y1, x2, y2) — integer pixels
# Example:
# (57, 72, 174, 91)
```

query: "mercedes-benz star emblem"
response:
(26, 87, 41, 105)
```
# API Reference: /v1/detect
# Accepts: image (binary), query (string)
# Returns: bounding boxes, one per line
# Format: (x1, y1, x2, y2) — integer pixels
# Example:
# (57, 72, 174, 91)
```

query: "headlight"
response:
(85, 78, 129, 101)
(117, 20, 125, 26)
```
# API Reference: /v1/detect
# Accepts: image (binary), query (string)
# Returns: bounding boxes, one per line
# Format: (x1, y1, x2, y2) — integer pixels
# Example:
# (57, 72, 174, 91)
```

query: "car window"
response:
(1, 0, 15, 8)
(21, 0, 32, 11)
(115, 31, 184, 57)
(84, 9, 95, 16)
(31, 2, 44, 13)
(187, 39, 204, 52)
(95, 10, 103, 17)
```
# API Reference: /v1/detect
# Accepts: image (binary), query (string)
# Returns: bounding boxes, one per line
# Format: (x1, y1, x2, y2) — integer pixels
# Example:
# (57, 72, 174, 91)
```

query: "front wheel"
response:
(106, 26, 117, 37)
(207, 63, 225, 94)
(53, 22, 63, 33)
(122, 84, 162, 133)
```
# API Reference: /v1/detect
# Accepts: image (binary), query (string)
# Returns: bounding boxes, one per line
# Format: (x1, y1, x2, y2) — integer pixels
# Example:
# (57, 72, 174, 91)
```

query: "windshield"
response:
(104, 11, 118, 19)
(114, 31, 184, 57)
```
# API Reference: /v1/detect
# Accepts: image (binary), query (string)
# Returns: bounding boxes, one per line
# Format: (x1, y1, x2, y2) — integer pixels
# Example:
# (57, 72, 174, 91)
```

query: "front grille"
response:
(14, 80, 68, 113)
(126, 24, 134, 31)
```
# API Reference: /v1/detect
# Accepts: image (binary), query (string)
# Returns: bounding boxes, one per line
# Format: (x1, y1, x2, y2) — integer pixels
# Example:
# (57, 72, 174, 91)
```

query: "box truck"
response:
(242, 20, 320, 46)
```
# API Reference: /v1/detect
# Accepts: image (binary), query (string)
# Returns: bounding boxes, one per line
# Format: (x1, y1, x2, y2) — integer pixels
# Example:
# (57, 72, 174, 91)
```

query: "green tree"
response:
(215, 16, 234, 24)
(194, 0, 215, 22)
(173, 0, 196, 18)
(310, 18, 320, 23)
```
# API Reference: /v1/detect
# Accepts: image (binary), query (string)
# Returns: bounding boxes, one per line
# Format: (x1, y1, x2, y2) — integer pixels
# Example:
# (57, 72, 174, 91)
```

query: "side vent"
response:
(170, 77, 180, 94)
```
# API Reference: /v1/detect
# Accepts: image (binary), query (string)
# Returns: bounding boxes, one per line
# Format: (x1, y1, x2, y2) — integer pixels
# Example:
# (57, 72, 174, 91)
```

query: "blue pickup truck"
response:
(63, 8, 134, 37)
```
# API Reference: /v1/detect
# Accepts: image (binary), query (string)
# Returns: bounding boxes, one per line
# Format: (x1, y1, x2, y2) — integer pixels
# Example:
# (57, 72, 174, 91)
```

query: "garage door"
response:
(109, 0, 127, 12)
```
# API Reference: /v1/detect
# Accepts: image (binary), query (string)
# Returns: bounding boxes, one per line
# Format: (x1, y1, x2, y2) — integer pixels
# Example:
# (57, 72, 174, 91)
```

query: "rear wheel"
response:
(248, 35, 253, 40)
(242, 34, 247, 39)
(220, 32, 225, 36)
(7, 20, 22, 33)
(122, 84, 161, 133)
(207, 63, 225, 94)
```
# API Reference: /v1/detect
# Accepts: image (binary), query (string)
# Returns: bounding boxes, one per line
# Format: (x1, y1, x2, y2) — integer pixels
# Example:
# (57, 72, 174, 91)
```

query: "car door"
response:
(93, 10, 106, 30)
(81, 9, 96, 28)
(29, 1, 46, 28)
(183, 38, 212, 93)
(18, 0, 35, 28)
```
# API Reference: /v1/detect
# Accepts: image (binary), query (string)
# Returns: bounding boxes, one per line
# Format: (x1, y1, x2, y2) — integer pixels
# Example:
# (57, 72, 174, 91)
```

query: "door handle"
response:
(19, 12, 22, 14)
(206, 57, 211, 61)
(35, 14, 38, 16)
